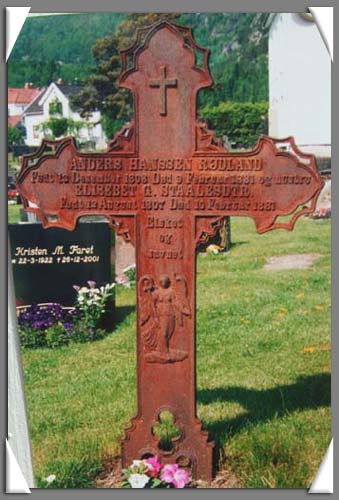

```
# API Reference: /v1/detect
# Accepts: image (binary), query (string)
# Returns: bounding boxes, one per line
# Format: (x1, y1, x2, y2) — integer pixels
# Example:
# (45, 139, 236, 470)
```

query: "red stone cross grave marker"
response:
(16, 21, 323, 482)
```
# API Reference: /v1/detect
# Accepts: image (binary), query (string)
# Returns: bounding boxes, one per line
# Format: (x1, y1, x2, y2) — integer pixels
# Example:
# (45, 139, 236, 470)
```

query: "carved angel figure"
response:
(139, 274, 191, 361)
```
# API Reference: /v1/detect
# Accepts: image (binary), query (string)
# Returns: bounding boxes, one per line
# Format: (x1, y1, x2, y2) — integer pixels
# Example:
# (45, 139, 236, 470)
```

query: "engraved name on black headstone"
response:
(9, 222, 112, 307)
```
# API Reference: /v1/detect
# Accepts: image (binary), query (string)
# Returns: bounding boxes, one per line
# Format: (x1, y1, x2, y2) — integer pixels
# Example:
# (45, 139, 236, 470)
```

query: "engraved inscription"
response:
(12, 244, 101, 265)
(21, 153, 319, 223)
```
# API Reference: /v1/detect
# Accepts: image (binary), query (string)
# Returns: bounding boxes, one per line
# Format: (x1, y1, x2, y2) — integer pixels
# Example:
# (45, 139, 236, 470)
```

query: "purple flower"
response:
(87, 280, 96, 289)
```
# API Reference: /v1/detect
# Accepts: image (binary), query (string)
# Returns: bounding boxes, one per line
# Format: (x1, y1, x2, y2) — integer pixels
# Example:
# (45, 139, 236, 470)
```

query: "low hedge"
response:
(200, 101, 268, 148)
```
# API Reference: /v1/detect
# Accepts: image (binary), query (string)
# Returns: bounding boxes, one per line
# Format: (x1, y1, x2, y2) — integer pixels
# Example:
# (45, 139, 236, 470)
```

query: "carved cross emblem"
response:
(149, 65, 178, 115)
(16, 20, 324, 482)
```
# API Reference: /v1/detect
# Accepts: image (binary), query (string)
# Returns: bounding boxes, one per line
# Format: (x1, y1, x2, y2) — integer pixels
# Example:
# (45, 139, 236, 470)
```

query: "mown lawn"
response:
(8, 203, 21, 224)
(21, 215, 331, 488)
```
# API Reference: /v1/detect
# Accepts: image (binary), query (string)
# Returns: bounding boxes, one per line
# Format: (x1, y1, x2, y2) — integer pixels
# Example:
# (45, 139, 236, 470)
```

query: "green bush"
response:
(123, 265, 136, 284)
(8, 125, 25, 146)
(44, 117, 69, 138)
(200, 101, 268, 148)
(70, 323, 106, 344)
(19, 327, 46, 349)
(45, 323, 70, 348)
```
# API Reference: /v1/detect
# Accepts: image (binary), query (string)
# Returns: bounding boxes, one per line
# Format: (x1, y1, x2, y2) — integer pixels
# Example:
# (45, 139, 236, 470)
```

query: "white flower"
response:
(132, 460, 144, 468)
(45, 474, 56, 484)
(128, 473, 150, 488)
(79, 287, 88, 294)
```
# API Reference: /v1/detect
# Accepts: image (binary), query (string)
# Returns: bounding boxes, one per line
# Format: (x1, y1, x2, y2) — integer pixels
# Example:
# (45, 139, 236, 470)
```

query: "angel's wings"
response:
(174, 275, 191, 326)
(139, 275, 158, 349)
(139, 275, 155, 326)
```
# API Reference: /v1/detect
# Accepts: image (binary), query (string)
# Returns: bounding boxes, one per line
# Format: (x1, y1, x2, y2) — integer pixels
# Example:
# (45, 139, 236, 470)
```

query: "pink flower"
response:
(87, 280, 96, 288)
(144, 456, 162, 478)
(73, 285, 80, 291)
(160, 464, 190, 488)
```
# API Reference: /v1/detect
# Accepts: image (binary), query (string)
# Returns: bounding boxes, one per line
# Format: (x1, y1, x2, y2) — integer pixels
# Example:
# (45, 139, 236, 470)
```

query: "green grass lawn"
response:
(8, 203, 21, 224)
(21, 216, 331, 488)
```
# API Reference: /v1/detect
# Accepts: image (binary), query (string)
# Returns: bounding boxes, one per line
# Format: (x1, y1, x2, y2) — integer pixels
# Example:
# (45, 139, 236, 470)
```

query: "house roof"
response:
(24, 82, 83, 115)
(56, 83, 83, 97)
(8, 115, 23, 127)
(8, 87, 41, 105)
(24, 88, 47, 114)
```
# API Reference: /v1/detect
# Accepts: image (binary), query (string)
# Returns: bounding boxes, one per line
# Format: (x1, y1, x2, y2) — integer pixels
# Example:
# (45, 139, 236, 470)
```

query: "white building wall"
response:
(8, 103, 26, 116)
(269, 13, 331, 157)
(24, 114, 44, 146)
(24, 84, 107, 148)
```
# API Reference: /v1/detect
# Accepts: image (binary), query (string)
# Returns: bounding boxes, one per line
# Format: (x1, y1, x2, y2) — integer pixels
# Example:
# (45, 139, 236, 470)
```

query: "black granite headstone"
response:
(9, 222, 112, 307)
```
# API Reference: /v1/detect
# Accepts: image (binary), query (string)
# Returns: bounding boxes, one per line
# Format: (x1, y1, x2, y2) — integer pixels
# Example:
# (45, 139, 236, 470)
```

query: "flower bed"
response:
(17, 281, 115, 349)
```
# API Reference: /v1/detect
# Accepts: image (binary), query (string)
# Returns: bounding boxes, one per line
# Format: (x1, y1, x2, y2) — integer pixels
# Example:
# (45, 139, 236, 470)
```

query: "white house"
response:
(267, 13, 331, 158)
(23, 80, 107, 149)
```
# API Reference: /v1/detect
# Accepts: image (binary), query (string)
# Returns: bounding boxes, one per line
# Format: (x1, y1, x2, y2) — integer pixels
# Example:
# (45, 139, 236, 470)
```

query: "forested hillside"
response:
(8, 13, 126, 86)
(8, 12, 269, 104)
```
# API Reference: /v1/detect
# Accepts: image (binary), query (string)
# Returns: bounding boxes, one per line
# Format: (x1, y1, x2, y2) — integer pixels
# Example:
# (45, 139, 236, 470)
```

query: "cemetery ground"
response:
(8, 203, 21, 224)
(19, 215, 330, 489)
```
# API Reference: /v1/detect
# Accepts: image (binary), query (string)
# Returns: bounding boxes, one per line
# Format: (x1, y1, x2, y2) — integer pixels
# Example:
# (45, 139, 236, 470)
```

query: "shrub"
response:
(8, 125, 25, 146)
(19, 326, 46, 349)
(200, 101, 268, 148)
(45, 322, 70, 348)
(49, 117, 69, 138)
(69, 323, 106, 344)
(123, 264, 136, 284)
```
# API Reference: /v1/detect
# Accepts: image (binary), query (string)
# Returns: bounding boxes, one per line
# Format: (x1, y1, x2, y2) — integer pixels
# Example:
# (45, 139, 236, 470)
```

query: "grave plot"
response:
(16, 20, 324, 482)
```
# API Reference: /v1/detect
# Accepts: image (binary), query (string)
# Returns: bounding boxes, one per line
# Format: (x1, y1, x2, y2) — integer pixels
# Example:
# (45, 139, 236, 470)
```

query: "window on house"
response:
(33, 125, 40, 139)
(49, 98, 63, 116)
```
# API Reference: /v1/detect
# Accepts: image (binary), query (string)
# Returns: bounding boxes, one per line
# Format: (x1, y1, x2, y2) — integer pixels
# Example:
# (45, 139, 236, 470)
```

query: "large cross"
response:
(16, 21, 323, 482)
(149, 65, 178, 116)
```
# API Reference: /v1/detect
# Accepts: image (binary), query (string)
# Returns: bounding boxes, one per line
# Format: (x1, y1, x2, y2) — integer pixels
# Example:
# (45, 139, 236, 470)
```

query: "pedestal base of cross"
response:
(16, 20, 324, 483)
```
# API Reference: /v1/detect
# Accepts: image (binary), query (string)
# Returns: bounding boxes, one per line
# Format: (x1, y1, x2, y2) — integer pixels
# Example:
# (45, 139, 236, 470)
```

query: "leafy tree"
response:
(42, 118, 69, 138)
(200, 101, 268, 147)
(67, 118, 88, 138)
(8, 125, 25, 146)
(39, 117, 89, 140)
(71, 13, 181, 139)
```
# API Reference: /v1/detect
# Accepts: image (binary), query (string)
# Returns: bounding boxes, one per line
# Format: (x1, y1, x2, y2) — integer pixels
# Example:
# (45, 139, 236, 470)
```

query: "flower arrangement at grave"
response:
(17, 280, 114, 349)
(309, 206, 331, 219)
(122, 457, 191, 488)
